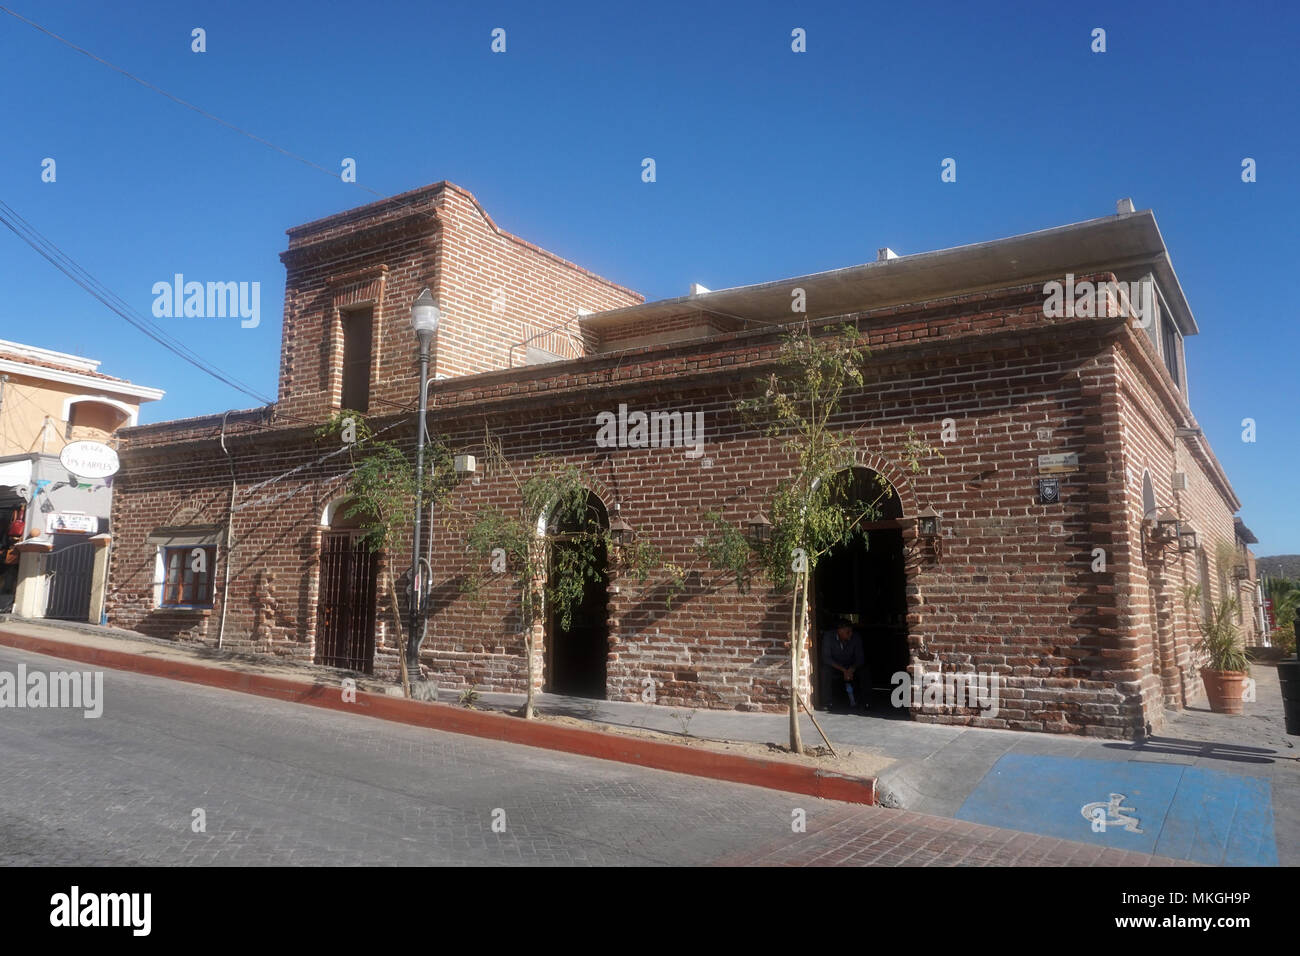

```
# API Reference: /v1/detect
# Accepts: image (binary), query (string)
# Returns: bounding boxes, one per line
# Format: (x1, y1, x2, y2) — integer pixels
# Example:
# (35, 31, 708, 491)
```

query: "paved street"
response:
(0, 644, 1180, 866)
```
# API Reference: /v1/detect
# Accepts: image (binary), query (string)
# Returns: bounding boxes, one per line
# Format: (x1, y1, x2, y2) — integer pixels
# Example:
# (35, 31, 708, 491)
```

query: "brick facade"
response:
(107, 185, 1252, 739)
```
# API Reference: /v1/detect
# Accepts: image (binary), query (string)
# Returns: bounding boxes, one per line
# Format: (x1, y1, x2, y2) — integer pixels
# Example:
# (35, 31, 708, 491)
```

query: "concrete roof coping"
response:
(581, 208, 1199, 338)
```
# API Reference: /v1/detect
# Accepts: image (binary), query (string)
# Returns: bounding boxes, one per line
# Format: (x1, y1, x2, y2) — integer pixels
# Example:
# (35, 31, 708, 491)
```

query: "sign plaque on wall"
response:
(50, 512, 98, 534)
(1037, 453, 1079, 475)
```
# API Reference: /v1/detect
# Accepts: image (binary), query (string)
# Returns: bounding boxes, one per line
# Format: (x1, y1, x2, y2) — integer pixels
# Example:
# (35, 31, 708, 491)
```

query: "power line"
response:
(0, 199, 276, 405)
(0, 4, 443, 234)
(0, 9, 444, 427)
(0, 5, 385, 196)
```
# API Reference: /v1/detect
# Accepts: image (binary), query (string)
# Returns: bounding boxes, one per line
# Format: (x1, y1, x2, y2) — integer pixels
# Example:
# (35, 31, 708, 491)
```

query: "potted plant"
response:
(1189, 591, 1250, 715)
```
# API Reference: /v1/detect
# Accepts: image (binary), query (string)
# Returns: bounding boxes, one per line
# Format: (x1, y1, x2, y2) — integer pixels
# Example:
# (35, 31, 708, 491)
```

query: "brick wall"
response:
(1111, 321, 1244, 731)
(273, 183, 641, 423)
(432, 186, 641, 377)
(108, 271, 1252, 738)
(106, 187, 1252, 741)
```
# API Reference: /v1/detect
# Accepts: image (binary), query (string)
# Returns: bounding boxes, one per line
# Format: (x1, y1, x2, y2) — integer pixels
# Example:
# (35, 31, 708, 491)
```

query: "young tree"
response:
(701, 322, 936, 754)
(316, 411, 455, 695)
(456, 431, 670, 719)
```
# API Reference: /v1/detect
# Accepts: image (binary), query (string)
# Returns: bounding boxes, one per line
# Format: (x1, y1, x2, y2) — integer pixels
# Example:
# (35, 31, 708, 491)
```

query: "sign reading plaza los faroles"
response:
(59, 441, 120, 480)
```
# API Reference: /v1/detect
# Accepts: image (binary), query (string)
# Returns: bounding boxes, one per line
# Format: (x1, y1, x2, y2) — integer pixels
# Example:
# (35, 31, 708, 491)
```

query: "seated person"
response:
(820, 619, 869, 711)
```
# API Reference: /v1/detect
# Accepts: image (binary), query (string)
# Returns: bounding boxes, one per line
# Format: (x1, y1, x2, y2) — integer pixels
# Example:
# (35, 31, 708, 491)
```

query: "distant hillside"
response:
(1257, 555, 1300, 580)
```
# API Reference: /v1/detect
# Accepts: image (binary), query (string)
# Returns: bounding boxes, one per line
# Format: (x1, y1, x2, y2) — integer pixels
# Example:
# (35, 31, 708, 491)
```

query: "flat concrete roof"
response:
(581, 208, 1198, 337)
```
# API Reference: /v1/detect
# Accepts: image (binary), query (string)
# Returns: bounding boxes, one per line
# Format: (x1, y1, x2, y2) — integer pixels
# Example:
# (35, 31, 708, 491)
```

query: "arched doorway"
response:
(544, 490, 610, 699)
(812, 467, 909, 713)
(315, 497, 379, 674)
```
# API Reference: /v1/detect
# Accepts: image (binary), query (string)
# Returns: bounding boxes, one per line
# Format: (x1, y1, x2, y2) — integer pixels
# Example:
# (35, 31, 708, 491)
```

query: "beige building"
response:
(0, 339, 163, 621)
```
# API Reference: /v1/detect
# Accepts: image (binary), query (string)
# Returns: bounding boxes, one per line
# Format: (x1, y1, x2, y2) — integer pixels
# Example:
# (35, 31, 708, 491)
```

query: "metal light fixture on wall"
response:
(915, 506, 942, 539)
(912, 506, 943, 560)
(608, 505, 633, 548)
(746, 512, 772, 546)
(1155, 509, 1180, 543)
(1177, 523, 1199, 554)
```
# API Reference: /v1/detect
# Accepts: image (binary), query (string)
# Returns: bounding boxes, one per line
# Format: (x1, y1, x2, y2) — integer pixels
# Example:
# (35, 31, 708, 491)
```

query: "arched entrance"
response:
(315, 497, 379, 674)
(812, 467, 909, 713)
(544, 490, 610, 698)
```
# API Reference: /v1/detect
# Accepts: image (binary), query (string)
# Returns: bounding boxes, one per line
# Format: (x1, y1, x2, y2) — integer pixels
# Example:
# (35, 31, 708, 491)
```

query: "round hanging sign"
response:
(59, 441, 120, 480)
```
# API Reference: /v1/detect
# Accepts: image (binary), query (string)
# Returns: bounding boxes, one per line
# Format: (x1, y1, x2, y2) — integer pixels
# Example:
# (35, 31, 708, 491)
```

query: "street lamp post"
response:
(408, 288, 440, 674)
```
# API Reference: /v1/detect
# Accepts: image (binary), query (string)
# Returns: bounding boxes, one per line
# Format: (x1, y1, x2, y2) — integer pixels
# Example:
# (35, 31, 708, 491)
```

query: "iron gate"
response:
(315, 531, 378, 673)
(45, 533, 94, 622)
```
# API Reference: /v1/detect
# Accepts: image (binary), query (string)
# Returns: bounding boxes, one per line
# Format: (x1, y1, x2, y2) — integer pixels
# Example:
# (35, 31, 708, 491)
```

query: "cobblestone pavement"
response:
(0, 645, 1186, 866)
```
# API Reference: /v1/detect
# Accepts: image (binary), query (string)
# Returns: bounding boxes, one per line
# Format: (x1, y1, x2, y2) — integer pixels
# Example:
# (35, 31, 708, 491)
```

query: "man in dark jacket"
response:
(820, 619, 869, 712)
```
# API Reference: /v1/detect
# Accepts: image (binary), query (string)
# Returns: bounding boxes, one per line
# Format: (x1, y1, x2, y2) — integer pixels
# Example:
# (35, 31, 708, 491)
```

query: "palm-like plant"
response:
(1185, 585, 1249, 673)
(1263, 576, 1298, 652)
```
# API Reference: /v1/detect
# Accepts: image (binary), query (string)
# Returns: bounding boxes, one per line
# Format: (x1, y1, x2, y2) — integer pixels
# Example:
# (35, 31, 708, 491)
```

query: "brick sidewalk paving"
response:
(714, 803, 1190, 866)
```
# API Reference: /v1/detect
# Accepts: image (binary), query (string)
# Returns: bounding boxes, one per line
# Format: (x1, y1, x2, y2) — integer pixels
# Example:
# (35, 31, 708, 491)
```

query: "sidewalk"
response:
(471, 675, 1295, 867)
(2, 615, 1292, 865)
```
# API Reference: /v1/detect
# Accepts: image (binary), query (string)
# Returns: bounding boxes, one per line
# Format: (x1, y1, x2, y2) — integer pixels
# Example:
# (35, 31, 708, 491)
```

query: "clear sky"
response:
(1, 0, 1296, 553)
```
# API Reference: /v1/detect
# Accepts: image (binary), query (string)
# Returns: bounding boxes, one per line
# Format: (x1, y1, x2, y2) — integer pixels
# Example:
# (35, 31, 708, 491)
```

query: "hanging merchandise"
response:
(7, 506, 24, 538)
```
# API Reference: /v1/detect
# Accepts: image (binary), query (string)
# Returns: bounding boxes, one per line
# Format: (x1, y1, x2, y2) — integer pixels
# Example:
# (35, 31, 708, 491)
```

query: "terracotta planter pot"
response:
(1200, 667, 1250, 715)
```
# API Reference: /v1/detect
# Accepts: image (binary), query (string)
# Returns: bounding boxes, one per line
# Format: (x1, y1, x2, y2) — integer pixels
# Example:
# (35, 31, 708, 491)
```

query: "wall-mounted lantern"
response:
(1177, 523, 1199, 554)
(1152, 509, 1180, 544)
(608, 506, 633, 547)
(913, 506, 943, 560)
(746, 512, 772, 547)
(1232, 565, 1250, 581)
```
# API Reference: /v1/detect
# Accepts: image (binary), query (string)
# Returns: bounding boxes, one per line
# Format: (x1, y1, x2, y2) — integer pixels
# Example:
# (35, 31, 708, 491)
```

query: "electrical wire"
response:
(0, 5, 383, 197)
(0, 5, 443, 231)
(0, 199, 276, 405)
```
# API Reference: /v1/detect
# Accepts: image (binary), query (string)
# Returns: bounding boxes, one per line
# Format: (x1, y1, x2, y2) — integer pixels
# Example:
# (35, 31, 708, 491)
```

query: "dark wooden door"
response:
(316, 531, 378, 673)
(45, 533, 94, 622)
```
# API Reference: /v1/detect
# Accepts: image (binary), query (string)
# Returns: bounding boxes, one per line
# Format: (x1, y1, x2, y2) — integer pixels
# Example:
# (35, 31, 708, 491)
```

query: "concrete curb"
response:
(0, 628, 876, 806)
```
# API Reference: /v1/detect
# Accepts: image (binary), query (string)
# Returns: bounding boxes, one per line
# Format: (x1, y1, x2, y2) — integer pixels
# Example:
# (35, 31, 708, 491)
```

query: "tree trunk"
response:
(523, 624, 536, 720)
(387, 571, 411, 698)
(519, 580, 540, 720)
(788, 571, 804, 755)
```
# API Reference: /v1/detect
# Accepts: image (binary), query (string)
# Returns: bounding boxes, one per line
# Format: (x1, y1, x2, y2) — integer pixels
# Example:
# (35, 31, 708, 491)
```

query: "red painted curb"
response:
(0, 628, 876, 805)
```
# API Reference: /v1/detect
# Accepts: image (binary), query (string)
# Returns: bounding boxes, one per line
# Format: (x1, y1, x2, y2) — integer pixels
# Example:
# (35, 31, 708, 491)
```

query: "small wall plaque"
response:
(1038, 453, 1079, 474)
(51, 512, 97, 534)
(1039, 478, 1060, 503)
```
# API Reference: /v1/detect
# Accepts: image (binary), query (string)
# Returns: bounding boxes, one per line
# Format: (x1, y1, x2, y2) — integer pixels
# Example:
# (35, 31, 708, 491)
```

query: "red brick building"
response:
(107, 183, 1257, 738)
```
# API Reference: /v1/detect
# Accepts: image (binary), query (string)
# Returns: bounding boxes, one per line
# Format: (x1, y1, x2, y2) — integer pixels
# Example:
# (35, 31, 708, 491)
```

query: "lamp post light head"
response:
(746, 512, 772, 546)
(410, 288, 441, 346)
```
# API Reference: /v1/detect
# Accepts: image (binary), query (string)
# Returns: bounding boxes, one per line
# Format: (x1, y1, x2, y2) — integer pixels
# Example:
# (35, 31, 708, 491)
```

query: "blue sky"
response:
(1, 0, 1296, 553)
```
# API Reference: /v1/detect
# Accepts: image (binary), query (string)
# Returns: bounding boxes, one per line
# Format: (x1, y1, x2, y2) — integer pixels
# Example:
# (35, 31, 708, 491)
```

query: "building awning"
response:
(146, 524, 224, 547)
(1234, 517, 1259, 544)
(0, 457, 33, 492)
